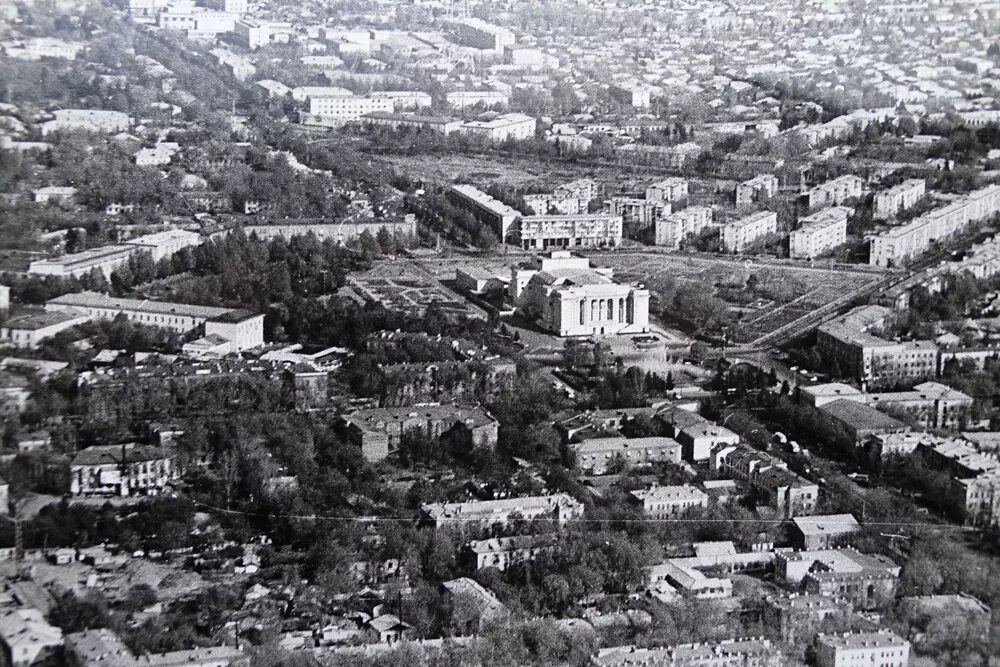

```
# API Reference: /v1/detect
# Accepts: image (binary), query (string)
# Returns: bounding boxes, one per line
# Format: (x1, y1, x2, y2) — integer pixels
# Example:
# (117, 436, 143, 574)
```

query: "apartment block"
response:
(518, 213, 622, 250)
(70, 443, 177, 496)
(870, 185, 1000, 267)
(608, 197, 670, 227)
(569, 435, 681, 474)
(446, 90, 510, 109)
(124, 229, 201, 262)
(308, 94, 394, 121)
(341, 404, 499, 462)
(720, 211, 778, 253)
(448, 184, 521, 242)
(777, 548, 900, 610)
(28, 245, 138, 278)
(464, 535, 557, 571)
(0, 310, 91, 349)
(790, 206, 849, 259)
(450, 18, 515, 53)
(459, 113, 535, 142)
(631, 485, 708, 519)
(655, 206, 713, 248)
(646, 177, 688, 204)
(594, 640, 780, 667)
(422, 494, 584, 528)
(736, 174, 779, 207)
(713, 445, 819, 517)
(806, 175, 863, 209)
(656, 406, 740, 462)
(874, 179, 926, 219)
(815, 631, 909, 667)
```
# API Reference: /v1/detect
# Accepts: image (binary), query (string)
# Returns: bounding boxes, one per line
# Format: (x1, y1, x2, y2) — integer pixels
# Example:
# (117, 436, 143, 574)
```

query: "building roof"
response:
(31, 245, 136, 269)
(631, 485, 708, 504)
(816, 630, 908, 650)
(570, 436, 681, 457)
(441, 577, 506, 616)
(793, 513, 861, 537)
(47, 291, 234, 320)
(2, 309, 86, 331)
(70, 443, 172, 467)
(345, 404, 496, 432)
(819, 399, 909, 433)
(0, 607, 62, 650)
(423, 493, 581, 521)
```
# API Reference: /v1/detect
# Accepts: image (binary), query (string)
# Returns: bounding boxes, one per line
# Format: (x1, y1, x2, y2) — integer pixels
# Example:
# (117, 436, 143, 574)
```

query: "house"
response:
(365, 614, 413, 645)
(814, 631, 909, 667)
(763, 594, 853, 645)
(792, 514, 861, 549)
(441, 578, 507, 633)
(341, 405, 499, 462)
(464, 534, 558, 571)
(69, 444, 177, 496)
(0, 607, 63, 667)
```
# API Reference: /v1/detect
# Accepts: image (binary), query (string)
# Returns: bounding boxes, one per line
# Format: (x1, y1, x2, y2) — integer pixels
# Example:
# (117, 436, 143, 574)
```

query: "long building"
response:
(874, 179, 926, 219)
(448, 184, 521, 242)
(422, 494, 584, 528)
(815, 631, 909, 667)
(123, 229, 202, 262)
(805, 175, 863, 209)
(28, 245, 138, 279)
(449, 18, 515, 53)
(869, 185, 1000, 267)
(243, 218, 416, 243)
(518, 213, 622, 250)
(45, 292, 264, 351)
(458, 113, 535, 141)
(720, 211, 777, 253)
(655, 206, 713, 248)
(789, 206, 850, 259)
(646, 178, 688, 204)
(594, 640, 780, 667)
(569, 436, 681, 474)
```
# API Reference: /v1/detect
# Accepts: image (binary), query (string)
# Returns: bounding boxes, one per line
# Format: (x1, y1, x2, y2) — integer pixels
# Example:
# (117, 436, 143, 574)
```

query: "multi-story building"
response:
(763, 594, 852, 645)
(448, 184, 521, 242)
(608, 197, 670, 227)
(793, 514, 860, 549)
(554, 178, 597, 201)
(0, 607, 63, 667)
(570, 436, 681, 474)
(459, 113, 535, 142)
(232, 19, 293, 49)
(66, 628, 243, 667)
(124, 229, 201, 262)
(736, 174, 779, 207)
(631, 485, 708, 518)
(594, 639, 781, 667)
(790, 206, 850, 259)
(805, 175, 864, 209)
(656, 406, 740, 462)
(341, 404, 499, 461)
(69, 443, 177, 496)
(518, 213, 622, 250)
(720, 211, 778, 253)
(655, 206, 713, 248)
(28, 245, 138, 278)
(816, 305, 938, 388)
(449, 18, 515, 53)
(464, 534, 557, 571)
(869, 185, 1000, 267)
(815, 631, 909, 667)
(522, 179, 595, 216)
(307, 94, 394, 122)
(40, 109, 130, 135)
(512, 252, 649, 337)
(713, 445, 818, 517)
(866, 382, 973, 430)
(446, 91, 510, 109)
(369, 91, 433, 110)
(243, 218, 417, 243)
(45, 292, 265, 351)
(422, 494, 584, 528)
(874, 179, 926, 219)
(0, 310, 91, 349)
(777, 548, 900, 610)
(646, 178, 688, 205)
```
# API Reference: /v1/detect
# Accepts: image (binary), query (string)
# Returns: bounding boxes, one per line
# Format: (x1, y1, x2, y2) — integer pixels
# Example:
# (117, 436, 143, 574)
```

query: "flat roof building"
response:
(874, 179, 926, 220)
(815, 631, 909, 667)
(720, 211, 777, 253)
(28, 245, 138, 279)
(790, 206, 850, 259)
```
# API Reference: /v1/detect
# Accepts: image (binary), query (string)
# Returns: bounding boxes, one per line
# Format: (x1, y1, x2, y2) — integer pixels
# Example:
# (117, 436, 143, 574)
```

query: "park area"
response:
(346, 261, 486, 320)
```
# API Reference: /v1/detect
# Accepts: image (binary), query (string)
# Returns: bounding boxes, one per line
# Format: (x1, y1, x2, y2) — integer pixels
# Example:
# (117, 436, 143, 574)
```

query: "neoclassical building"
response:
(510, 251, 649, 337)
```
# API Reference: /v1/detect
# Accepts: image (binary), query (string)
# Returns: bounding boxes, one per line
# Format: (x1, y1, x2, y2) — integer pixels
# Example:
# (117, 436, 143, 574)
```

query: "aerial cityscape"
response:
(0, 0, 999, 665)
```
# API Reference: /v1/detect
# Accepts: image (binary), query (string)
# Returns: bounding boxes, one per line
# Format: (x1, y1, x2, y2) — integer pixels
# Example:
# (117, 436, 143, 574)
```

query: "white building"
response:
(815, 631, 909, 667)
(370, 91, 433, 110)
(70, 444, 177, 496)
(450, 18, 515, 53)
(518, 213, 622, 250)
(655, 206, 713, 248)
(39, 109, 130, 136)
(512, 251, 649, 337)
(422, 494, 584, 528)
(870, 185, 1000, 267)
(631, 485, 708, 519)
(609, 197, 670, 227)
(0, 310, 90, 349)
(736, 174, 779, 207)
(446, 91, 510, 109)
(308, 95, 394, 121)
(874, 179, 926, 220)
(134, 142, 180, 166)
(790, 206, 850, 259)
(459, 113, 535, 142)
(0, 607, 63, 667)
(570, 436, 681, 474)
(646, 178, 688, 204)
(806, 175, 864, 209)
(720, 211, 778, 253)
(233, 19, 293, 49)
(28, 245, 138, 278)
(448, 184, 521, 241)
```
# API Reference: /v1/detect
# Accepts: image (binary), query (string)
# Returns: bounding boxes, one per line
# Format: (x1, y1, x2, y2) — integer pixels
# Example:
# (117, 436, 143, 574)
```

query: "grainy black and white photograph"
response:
(0, 0, 998, 665)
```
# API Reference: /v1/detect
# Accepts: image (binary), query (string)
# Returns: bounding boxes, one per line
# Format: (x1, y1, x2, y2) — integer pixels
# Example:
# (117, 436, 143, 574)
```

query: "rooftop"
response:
(2, 309, 86, 331)
(819, 399, 909, 432)
(47, 292, 234, 320)
(793, 513, 861, 536)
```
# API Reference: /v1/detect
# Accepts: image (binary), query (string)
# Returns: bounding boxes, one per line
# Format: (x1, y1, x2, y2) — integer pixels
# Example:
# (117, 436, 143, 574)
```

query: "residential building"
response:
(307, 94, 394, 122)
(866, 382, 973, 430)
(134, 143, 180, 166)
(555, 178, 597, 201)
(421, 494, 584, 528)
(655, 207, 713, 249)
(570, 436, 681, 474)
(608, 197, 670, 227)
(341, 404, 499, 461)
(790, 206, 850, 259)
(518, 213, 622, 250)
(448, 184, 521, 242)
(816, 305, 938, 388)
(65, 628, 242, 666)
(777, 548, 900, 610)
(763, 594, 852, 645)
(511, 252, 649, 337)
(361, 112, 462, 134)
(792, 513, 861, 549)
(459, 113, 535, 141)
(45, 292, 265, 351)
(0, 607, 63, 667)
(369, 91, 433, 110)
(69, 443, 177, 496)
(0, 310, 90, 349)
(450, 18, 514, 53)
(28, 245, 138, 278)
(646, 559, 734, 599)
(464, 535, 557, 571)
(557, 407, 659, 442)
(736, 174, 779, 207)
(720, 211, 778, 253)
(646, 178, 688, 205)
(713, 445, 819, 517)
(656, 406, 740, 461)
(593, 639, 780, 667)
(232, 19, 293, 49)
(446, 91, 510, 109)
(806, 175, 864, 209)
(40, 109, 130, 135)
(817, 399, 911, 449)
(123, 229, 201, 262)
(441, 578, 507, 634)
(243, 218, 417, 243)
(815, 631, 909, 667)
(874, 179, 926, 219)
(869, 185, 1000, 267)
(631, 485, 708, 518)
